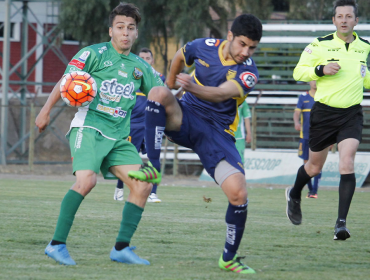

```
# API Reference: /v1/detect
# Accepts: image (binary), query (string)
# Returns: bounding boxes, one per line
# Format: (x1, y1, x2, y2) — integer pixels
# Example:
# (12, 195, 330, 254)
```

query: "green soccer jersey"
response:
(234, 101, 251, 140)
(293, 31, 370, 108)
(64, 41, 164, 140)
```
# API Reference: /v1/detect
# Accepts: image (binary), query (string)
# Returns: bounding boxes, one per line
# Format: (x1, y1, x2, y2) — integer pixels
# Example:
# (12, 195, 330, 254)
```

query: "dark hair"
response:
(139, 47, 153, 57)
(109, 3, 141, 27)
(333, 0, 358, 17)
(230, 14, 262, 42)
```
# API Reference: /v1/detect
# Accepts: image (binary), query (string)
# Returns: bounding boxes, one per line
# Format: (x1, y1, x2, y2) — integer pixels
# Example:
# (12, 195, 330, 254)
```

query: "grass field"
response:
(0, 177, 369, 280)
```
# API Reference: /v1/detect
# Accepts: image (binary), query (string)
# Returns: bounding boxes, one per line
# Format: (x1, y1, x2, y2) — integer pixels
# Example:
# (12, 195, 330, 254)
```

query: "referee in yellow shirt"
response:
(285, 0, 370, 240)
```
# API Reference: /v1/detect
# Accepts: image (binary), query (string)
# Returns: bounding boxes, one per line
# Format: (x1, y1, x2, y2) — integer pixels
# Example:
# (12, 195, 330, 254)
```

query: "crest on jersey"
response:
(133, 67, 143, 79)
(239, 72, 257, 89)
(361, 64, 366, 78)
(78, 51, 90, 62)
(226, 70, 237, 81)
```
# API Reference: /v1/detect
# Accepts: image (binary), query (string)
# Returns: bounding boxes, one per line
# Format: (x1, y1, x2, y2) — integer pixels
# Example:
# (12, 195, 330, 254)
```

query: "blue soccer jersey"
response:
(131, 71, 165, 128)
(181, 38, 259, 137)
(295, 91, 315, 139)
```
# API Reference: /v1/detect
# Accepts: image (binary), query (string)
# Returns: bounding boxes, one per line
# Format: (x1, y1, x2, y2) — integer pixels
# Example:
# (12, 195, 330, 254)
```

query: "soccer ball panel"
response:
(59, 71, 97, 107)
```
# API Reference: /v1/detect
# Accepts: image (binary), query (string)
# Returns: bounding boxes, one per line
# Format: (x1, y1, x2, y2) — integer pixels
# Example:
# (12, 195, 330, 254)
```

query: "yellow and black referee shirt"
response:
(293, 31, 370, 108)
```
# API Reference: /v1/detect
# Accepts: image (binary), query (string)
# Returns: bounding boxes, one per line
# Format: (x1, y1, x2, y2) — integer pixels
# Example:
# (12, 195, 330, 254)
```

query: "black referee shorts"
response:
(309, 101, 363, 152)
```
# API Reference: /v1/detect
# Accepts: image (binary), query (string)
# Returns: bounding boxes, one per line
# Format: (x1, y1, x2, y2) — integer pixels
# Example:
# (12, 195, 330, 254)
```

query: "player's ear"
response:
(227, 30, 234, 42)
(135, 29, 138, 38)
(109, 27, 113, 38)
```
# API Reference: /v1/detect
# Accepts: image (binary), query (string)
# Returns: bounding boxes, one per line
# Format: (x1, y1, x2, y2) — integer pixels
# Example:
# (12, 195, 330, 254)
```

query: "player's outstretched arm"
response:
(176, 73, 240, 102)
(35, 77, 63, 133)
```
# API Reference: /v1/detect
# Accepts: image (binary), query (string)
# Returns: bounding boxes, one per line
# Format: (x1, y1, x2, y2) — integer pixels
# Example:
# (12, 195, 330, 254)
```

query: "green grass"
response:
(0, 179, 369, 280)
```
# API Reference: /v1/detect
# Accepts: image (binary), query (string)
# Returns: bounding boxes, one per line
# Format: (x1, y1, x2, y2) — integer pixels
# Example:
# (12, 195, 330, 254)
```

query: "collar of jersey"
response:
(218, 40, 237, 66)
(333, 31, 358, 44)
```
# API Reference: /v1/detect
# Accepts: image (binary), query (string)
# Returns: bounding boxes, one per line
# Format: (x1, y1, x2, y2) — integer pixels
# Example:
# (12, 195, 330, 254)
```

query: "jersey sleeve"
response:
(233, 66, 259, 97)
(296, 94, 304, 110)
(64, 47, 97, 75)
(293, 39, 323, 82)
(241, 102, 252, 119)
(140, 66, 165, 96)
(181, 39, 203, 67)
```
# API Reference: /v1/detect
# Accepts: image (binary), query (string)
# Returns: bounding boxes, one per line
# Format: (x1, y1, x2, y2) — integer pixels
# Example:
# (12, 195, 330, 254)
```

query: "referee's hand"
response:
(323, 63, 341, 75)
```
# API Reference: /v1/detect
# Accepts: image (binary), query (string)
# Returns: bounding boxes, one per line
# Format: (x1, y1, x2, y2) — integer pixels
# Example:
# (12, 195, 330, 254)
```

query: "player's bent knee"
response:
(73, 170, 97, 196)
(148, 86, 172, 103)
(306, 164, 322, 177)
(129, 181, 152, 197)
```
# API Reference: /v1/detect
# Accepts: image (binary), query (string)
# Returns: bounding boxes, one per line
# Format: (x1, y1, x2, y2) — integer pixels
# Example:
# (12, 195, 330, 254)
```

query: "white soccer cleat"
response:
(114, 187, 124, 201)
(147, 193, 161, 203)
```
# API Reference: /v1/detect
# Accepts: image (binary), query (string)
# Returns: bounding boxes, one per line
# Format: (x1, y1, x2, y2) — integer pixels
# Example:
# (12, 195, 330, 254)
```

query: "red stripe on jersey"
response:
(68, 59, 85, 70)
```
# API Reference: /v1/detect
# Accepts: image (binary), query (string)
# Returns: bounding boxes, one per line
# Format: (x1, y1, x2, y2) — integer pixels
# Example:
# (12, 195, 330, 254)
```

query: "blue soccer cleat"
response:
(110, 246, 150, 265)
(45, 242, 76, 265)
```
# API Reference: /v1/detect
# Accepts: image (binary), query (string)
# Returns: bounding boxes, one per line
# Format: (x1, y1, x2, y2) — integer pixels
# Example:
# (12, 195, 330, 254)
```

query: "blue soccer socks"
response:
(223, 201, 248, 262)
(145, 100, 166, 173)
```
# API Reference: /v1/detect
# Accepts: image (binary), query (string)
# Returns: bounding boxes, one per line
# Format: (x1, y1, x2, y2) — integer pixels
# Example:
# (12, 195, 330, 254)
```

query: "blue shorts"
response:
(298, 138, 309, 160)
(129, 124, 146, 154)
(165, 100, 244, 179)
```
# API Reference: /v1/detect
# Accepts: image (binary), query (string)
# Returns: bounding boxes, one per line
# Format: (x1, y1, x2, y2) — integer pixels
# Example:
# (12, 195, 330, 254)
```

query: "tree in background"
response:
(287, 0, 370, 21)
(59, 0, 235, 75)
(127, 0, 232, 75)
(59, 0, 114, 46)
(235, 0, 273, 20)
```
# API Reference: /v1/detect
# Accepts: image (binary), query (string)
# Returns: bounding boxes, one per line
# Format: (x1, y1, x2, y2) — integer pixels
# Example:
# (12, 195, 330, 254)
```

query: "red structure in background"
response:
(0, 22, 80, 94)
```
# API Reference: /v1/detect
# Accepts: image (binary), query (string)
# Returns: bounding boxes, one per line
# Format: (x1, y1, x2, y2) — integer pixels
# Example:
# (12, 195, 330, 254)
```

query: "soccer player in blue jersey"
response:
(293, 81, 321, 198)
(114, 48, 165, 203)
(129, 14, 262, 274)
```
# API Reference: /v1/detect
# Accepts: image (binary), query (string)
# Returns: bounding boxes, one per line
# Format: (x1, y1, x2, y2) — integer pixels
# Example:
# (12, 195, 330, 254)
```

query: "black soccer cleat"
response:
(285, 187, 302, 225)
(334, 219, 351, 241)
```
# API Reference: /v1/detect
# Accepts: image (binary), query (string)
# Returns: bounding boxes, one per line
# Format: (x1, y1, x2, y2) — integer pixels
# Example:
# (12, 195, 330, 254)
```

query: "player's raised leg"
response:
(129, 86, 183, 183)
(110, 164, 152, 264)
(45, 170, 97, 265)
(217, 161, 255, 274)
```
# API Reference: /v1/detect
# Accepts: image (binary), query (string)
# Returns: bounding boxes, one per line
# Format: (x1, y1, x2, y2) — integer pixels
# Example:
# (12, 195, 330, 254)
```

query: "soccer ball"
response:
(60, 71, 97, 107)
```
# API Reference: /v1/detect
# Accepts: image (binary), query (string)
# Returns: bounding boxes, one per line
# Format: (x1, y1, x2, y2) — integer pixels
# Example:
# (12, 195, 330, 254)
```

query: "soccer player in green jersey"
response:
(35, 3, 162, 265)
(285, 0, 370, 240)
(235, 101, 251, 165)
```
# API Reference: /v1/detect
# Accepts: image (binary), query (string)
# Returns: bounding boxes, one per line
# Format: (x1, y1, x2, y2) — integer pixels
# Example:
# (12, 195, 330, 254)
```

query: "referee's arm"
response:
(293, 41, 322, 82)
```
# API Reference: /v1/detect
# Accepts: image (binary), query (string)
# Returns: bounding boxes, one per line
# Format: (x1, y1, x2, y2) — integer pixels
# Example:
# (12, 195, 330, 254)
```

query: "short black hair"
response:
(139, 47, 153, 57)
(333, 0, 358, 17)
(230, 14, 262, 42)
(109, 3, 141, 27)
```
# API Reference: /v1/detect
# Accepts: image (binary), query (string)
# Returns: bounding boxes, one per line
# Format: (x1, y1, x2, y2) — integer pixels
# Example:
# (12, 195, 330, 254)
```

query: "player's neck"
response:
(222, 42, 233, 62)
(309, 89, 316, 97)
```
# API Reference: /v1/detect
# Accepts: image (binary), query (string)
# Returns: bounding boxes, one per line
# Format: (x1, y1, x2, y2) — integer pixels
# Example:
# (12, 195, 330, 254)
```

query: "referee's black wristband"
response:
(315, 65, 325, 77)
